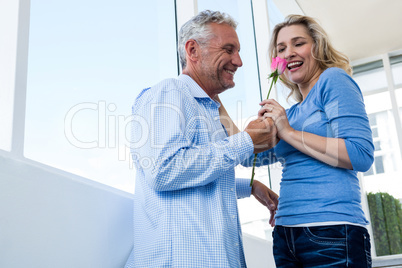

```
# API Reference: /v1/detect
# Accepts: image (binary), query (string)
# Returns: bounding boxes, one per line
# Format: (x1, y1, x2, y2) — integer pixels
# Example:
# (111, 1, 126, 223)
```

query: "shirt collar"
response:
(177, 74, 221, 107)
(178, 74, 208, 98)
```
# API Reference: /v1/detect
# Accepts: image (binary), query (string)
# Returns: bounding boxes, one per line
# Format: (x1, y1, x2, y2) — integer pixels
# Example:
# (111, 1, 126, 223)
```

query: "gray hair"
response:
(178, 10, 238, 69)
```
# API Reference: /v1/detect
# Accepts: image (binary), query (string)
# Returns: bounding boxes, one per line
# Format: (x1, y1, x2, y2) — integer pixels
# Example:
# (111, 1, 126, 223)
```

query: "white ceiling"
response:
(273, 0, 402, 62)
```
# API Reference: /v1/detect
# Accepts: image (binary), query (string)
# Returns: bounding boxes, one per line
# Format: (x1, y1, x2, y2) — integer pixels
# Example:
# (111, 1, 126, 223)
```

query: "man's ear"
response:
(185, 39, 200, 64)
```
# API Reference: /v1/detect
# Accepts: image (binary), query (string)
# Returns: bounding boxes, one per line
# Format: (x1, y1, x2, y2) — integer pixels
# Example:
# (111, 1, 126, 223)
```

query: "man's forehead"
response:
(208, 24, 240, 49)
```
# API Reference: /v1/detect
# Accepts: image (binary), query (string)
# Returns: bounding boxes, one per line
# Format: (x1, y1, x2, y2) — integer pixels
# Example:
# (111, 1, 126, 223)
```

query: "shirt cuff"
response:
(236, 178, 252, 199)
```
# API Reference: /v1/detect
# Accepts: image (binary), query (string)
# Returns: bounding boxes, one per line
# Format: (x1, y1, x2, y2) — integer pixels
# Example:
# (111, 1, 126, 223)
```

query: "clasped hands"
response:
(245, 99, 290, 154)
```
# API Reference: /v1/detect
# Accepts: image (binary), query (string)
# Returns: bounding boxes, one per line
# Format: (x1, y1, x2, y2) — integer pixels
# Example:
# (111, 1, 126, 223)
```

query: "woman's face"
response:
(276, 24, 321, 89)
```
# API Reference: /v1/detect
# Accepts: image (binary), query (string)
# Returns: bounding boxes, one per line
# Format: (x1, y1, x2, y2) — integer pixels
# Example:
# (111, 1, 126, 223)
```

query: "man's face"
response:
(197, 23, 243, 97)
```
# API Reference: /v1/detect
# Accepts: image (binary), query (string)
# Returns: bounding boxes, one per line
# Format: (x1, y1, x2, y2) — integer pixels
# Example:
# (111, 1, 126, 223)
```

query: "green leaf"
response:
(268, 72, 276, 79)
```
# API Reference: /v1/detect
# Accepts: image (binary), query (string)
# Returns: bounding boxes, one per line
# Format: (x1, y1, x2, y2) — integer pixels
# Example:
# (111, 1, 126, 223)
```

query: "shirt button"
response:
(232, 215, 236, 219)
(235, 243, 239, 246)
(230, 188, 234, 191)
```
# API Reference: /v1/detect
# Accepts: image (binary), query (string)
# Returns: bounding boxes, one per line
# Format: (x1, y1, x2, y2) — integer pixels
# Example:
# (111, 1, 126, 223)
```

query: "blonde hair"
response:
(269, 15, 352, 102)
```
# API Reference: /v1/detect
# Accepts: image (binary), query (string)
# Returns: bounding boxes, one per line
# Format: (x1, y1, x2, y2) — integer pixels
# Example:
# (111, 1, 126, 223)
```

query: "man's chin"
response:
(222, 81, 235, 90)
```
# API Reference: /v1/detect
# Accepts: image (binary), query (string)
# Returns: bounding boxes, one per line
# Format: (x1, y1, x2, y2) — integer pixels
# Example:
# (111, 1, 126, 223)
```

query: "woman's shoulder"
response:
(316, 67, 362, 104)
(320, 67, 350, 80)
(317, 67, 356, 91)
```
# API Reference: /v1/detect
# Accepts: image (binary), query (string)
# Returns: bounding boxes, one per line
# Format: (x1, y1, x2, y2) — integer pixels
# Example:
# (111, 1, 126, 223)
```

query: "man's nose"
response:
(233, 52, 243, 67)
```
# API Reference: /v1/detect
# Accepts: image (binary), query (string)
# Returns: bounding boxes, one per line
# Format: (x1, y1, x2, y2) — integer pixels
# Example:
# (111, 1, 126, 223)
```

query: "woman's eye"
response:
(295, 43, 304, 47)
(278, 48, 284, 53)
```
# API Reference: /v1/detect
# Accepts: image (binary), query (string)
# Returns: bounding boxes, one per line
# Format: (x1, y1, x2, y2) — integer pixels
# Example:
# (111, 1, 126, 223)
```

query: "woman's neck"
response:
(298, 69, 323, 102)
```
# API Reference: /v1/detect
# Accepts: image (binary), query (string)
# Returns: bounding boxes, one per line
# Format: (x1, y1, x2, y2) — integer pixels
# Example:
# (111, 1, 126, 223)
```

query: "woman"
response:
(256, 15, 374, 267)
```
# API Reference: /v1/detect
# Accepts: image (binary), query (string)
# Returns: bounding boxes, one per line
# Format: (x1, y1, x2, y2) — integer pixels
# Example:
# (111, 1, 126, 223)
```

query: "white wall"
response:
(0, 154, 133, 268)
(0, 152, 277, 268)
(243, 233, 276, 267)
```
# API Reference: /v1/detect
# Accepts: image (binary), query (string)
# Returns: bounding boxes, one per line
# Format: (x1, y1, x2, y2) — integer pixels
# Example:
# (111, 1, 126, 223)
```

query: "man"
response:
(125, 10, 278, 268)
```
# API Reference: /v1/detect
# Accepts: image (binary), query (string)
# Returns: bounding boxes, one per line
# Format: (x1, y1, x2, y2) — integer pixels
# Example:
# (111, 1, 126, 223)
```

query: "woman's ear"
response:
(185, 39, 200, 64)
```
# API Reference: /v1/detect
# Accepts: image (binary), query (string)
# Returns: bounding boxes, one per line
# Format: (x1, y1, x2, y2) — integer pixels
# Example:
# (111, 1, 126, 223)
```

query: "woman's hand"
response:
(259, 100, 353, 170)
(258, 99, 293, 140)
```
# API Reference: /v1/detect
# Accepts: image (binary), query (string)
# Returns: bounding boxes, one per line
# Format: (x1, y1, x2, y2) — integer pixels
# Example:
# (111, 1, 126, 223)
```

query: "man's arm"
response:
(132, 88, 277, 192)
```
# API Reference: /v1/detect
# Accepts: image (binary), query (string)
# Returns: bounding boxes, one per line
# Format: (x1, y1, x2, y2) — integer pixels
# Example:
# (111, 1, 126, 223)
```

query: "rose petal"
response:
(277, 58, 287, 75)
(270, 57, 278, 72)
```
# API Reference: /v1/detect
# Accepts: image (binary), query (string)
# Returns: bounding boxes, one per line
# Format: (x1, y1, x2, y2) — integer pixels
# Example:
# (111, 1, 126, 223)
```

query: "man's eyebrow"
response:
(223, 44, 240, 52)
(276, 36, 307, 47)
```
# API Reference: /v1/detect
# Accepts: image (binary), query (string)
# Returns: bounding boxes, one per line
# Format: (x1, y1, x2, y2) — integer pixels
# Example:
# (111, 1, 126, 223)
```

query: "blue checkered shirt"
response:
(125, 74, 254, 267)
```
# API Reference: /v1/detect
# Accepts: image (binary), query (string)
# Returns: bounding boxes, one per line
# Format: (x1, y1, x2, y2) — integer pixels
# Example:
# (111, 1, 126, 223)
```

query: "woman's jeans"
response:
(273, 225, 372, 267)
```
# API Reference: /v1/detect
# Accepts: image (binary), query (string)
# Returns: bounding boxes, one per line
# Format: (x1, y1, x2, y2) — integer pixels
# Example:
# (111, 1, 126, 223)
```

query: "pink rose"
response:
(271, 56, 287, 75)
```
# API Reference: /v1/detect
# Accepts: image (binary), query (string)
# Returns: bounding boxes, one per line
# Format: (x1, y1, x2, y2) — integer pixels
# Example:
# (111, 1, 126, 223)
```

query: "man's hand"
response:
(251, 180, 278, 227)
(244, 117, 279, 153)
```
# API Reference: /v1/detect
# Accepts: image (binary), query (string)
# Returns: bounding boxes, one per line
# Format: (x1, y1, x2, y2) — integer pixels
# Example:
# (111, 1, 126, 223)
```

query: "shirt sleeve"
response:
(241, 148, 277, 167)
(131, 85, 254, 192)
(235, 178, 252, 199)
(318, 68, 374, 172)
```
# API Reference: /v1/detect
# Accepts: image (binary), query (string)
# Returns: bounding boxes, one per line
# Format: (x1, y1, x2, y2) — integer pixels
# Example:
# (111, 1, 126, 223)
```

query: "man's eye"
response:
(226, 49, 234, 54)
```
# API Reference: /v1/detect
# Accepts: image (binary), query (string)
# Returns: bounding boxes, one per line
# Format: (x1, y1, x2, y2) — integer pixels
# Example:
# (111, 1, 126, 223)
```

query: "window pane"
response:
(0, 0, 19, 152)
(373, 141, 381, 151)
(198, 0, 261, 124)
(267, 0, 284, 34)
(368, 113, 377, 125)
(374, 156, 385, 174)
(25, 0, 177, 193)
(396, 88, 402, 125)
(391, 57, 402, 86)
(372, 127, 379, 138)
(353, 67, 388, 94)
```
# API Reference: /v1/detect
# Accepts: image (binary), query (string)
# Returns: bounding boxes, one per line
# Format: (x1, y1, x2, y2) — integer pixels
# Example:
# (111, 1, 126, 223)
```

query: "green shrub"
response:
(367, 192, 402, 256)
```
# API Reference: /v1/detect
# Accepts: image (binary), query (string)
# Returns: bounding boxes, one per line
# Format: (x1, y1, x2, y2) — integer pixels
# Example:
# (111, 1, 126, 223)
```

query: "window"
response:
(267, 0, 284, 33)
(356, 56, 402, 257)
(197, 0, 285, 241)
(364, 111, 394, 176)
(0, 0, 19, 152)
(391, 55, 402, 87)
(353, 63, 388, 94)
(24, 0, 178, 193)
(397, 88, 402, 122)
(391, 55, 402, 125)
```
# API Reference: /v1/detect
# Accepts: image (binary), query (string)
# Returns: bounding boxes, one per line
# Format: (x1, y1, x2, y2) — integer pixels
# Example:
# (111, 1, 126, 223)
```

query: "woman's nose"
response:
(285, 50, 295, 61)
